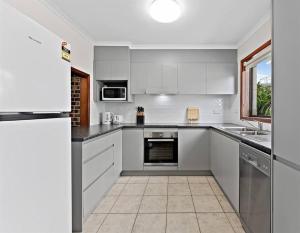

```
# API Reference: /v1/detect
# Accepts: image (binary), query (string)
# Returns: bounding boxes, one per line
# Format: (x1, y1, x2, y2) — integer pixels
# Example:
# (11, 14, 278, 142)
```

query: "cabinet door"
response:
(122, 129, 144, 171)
(162, 64, 178, 94)
(210, 130, 239, 211)
(210, 130, 223, 182)
(273, 160, 300, 233)
(178, 129, 210, 170)
(94, 61, 111, 81)
(112, 131, 123, 178)
(220, 134, 239, 211)
(111, 61, 129, 80)
(146, 63, 163, 94)
(178, 63, 206, 94)
(206, 63, 236, 94)
(131, 63, 147, 94)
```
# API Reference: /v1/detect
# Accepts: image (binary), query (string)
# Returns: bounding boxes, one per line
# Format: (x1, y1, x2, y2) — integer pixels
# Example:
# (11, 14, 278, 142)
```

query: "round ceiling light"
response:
(149, 0, 181, 23)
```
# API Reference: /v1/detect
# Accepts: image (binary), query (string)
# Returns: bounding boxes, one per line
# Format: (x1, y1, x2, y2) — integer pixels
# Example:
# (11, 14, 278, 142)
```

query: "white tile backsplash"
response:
(105, 95, 234, 123)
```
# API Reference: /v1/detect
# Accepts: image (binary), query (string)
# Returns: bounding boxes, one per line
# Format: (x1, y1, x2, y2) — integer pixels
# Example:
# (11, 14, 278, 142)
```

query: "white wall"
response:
(225, 18, 272, 130)
(4, 0, 104, 125)
(105, 95, 232, 123)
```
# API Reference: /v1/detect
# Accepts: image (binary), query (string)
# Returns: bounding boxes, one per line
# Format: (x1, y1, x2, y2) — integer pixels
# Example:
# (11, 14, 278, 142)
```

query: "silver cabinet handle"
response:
(147, 139, 175, 142)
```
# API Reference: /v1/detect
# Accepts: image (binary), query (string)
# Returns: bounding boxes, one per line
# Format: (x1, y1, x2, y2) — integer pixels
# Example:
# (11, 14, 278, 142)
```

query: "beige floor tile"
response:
(94, 196, 118, 214)
(106, 184, 125, 196)
(210, 182, 225, 195)
(144, 183, 168, 195)
(168, 183, 191, 195)
(132, 214, 166, 233)
(97, 214, 136, 233)
(168, 176, 188, 183)
(128, 176, 149, 184)
(116, 176, 131, 184)
(110, 196, 142, 213)
(188, 176, 209, 184)
(226, 213, 246, 233)
(193, 195, 223, 213)
(121, 183, 146, 195)
(139, 196, 167, 213)
(166, 213, 200, 233)
(83, 214, 106, 233)
(197, 213, 235, 233)
(207, 176, 216, 184)
(190, 183, 215, 195)
(167, 195, 195, 213)
(216, 195, 235, 212)
(148, 176, 168, 184)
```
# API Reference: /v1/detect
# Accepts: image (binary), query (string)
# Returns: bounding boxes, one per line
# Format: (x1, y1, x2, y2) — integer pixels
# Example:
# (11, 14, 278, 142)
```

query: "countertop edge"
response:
(72, 124, 271, 154)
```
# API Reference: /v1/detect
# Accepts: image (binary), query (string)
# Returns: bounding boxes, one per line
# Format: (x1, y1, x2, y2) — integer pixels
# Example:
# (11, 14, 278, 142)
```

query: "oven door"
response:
(144, 138, 178, 166)
(102, 87, 126, 101)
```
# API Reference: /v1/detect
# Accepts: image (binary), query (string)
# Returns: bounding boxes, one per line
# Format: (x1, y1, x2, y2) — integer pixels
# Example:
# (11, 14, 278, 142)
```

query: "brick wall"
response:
(70, 76, 81, 127)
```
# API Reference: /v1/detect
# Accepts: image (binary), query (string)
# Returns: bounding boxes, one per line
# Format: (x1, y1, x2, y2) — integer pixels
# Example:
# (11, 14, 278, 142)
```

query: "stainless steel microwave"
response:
(102, 87, 127, 101)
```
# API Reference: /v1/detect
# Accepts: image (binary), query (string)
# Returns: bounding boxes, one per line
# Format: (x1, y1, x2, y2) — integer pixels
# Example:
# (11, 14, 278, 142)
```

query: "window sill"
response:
(240, 116, 271, 124)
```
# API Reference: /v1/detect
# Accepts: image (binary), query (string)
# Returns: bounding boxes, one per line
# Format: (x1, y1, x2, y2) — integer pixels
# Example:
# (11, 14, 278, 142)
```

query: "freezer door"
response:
(0, 1, 71, 113)
(273, 160, 300, 233)
(0, 118, 71, 233)
(273, 0, 300, 165)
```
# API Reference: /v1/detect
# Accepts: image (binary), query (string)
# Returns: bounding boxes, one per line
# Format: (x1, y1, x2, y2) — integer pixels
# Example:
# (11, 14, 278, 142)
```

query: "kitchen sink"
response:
(221, 126, 256, 132)
(238, 131, 270, 136)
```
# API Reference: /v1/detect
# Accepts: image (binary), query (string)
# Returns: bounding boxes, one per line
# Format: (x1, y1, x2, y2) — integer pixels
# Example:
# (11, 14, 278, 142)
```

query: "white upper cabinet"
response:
(131, 63, 178, 94)
(0, 1, 71, 112)
(146, 63, 163, 94)
(206, 63, 236, 94)
(130, 50, 236, 95)
(178, 63, 206, 94)
(94, 46, 130, 81)
(162, 64, 178, 94)
(130, 63, 147, 94)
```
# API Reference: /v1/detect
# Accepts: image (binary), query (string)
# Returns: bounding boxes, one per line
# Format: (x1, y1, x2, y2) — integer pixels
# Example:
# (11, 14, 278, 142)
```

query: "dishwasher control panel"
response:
(240, 144, 271, 176)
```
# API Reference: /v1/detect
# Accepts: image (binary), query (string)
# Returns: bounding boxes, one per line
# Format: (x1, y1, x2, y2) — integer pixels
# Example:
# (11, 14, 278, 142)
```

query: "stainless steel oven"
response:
(239, 143, 271, 233)
(144, 131, 178, 166)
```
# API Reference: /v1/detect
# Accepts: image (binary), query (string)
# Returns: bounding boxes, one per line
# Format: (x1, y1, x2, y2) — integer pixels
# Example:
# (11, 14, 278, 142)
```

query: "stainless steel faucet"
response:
(257, 121, 264, 131)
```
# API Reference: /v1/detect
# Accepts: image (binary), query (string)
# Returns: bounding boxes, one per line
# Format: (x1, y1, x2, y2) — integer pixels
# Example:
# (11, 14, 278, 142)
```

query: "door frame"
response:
(71, 67, 90, 127)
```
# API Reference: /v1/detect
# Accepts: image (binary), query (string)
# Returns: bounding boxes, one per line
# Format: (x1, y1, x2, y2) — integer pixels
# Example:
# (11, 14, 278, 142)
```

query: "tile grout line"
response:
(165, 176, 169, 233)
(95, 176, 130, 233)
(130, 176, 149, 233)
(188, 179, 203, 233)
(207, 177, 236, 233)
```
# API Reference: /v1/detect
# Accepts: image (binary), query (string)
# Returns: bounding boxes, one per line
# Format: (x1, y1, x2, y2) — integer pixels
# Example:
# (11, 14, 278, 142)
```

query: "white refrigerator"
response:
(0, 2, 72, 233)
(273, 0, 300, 232)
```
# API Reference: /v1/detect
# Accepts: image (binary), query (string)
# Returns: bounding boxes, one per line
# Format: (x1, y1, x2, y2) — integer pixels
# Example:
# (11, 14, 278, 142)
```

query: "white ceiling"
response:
(43, 0, 271, 48)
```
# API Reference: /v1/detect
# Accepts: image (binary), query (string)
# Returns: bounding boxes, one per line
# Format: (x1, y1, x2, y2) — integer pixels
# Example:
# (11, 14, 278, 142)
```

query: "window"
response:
(240, 40, 272, 123)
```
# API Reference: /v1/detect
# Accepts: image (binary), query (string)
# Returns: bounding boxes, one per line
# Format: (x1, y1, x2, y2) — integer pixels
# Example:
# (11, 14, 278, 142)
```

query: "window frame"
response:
(240, 40, 272, 123)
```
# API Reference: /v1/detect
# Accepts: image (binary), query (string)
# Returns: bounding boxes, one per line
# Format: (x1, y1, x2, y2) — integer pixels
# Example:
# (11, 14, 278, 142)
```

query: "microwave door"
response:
(102, 87, 126, 101)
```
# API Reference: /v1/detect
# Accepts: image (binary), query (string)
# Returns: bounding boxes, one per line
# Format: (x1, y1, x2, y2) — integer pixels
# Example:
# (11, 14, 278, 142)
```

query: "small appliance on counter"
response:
(113, 115, 123, 125)
(136, 106, 145, 125)
(101, 112, 113, 125)
(186, 107, 199, 123)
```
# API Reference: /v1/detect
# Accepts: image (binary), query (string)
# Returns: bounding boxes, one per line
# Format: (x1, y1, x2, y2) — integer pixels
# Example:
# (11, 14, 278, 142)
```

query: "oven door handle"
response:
(147, 139, 175, 142)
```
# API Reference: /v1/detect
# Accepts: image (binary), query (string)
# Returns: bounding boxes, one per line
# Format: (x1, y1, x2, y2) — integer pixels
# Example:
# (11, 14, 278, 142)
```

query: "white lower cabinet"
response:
(210, 130, 240, 211)
(178, 129, 210, 170)
(122, 129, 144, 171)
(72, 130, 122, 232)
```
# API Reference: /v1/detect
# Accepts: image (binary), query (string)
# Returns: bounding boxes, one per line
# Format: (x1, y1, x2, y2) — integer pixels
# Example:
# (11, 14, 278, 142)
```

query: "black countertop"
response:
(72, 123, 271, 154)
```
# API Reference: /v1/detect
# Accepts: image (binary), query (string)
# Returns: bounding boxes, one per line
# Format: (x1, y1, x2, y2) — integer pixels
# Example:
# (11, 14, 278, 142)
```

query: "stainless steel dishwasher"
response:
(239, 143, 271, 233)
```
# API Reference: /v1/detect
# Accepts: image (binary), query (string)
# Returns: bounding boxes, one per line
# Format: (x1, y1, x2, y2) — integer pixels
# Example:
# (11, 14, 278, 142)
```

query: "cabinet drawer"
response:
(83, 165, 115, 217)
(82, 134, 113, 162)
(83, 145, 114, 190)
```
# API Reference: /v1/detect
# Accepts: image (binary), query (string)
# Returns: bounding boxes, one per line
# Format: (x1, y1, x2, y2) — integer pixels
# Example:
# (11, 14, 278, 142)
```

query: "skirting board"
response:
(121, 170, 212, 176)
